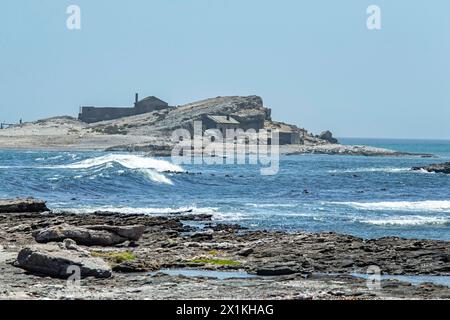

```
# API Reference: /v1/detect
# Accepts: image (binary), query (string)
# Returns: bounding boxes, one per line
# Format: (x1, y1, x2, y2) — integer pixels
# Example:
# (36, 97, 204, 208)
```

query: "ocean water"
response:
(0, 138, 449, 241)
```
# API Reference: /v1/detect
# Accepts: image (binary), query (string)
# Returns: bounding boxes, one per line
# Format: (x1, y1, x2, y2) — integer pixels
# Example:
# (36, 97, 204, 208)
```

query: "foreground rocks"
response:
(413, 162, 450, 174)
(0, 198, 49, 213)
(33, 224, 145, 246)
(0, 209, 449, 299)
(15, 243, 112, 279)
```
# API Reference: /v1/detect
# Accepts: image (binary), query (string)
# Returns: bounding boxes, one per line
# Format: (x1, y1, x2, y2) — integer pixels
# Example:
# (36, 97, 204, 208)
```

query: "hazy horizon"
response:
(1, 0, 449, 140)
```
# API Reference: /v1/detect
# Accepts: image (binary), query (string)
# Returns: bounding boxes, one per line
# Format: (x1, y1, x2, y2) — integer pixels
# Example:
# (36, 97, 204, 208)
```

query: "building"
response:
(265, 122, 302, 145)
(78, 94, 170, 123)
(278, 130, 301, 145)
(202, 115, 241, 135)
(134, 95, 169, 114)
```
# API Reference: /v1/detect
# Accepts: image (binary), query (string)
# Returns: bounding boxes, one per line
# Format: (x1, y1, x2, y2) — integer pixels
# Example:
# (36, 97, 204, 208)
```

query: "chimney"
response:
(226, 115, 230, 120)
(135, 93, 139, 106)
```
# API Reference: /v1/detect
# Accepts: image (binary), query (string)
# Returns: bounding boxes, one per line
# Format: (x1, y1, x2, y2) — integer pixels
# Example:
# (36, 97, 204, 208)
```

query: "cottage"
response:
(202, 115, 241, 136)
(78, 93, 170, 123)
(265, 122, 302, 145)
(278, 130, 301, 145)
(134, 95, 169, 113)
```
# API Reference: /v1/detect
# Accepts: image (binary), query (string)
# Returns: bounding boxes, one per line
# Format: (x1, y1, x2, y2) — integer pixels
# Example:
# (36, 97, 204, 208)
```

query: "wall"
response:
(278, 132, 301, 145)
(78, 107, 134, 123)
(135, 99, 169, 114)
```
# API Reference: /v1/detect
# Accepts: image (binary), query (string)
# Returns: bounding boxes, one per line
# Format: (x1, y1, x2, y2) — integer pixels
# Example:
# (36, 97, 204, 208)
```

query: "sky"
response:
(0, 0, 449, 139)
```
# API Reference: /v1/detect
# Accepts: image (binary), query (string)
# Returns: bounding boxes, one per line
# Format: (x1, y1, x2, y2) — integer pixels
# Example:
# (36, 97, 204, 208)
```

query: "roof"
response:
(265, 121, 299, 133)
(206, 115, 240, 125)
(138, 96, 168, 105)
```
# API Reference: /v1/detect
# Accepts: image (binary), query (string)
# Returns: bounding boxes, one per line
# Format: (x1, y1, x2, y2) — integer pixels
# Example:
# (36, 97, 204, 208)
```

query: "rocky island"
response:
(0, 198, 448, 300)
(0, 95, 433, 157)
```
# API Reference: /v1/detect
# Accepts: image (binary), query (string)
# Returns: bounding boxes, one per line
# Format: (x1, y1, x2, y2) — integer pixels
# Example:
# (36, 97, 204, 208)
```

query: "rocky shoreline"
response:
(413, 162, 450, 174)
(0, 199, 449, 300)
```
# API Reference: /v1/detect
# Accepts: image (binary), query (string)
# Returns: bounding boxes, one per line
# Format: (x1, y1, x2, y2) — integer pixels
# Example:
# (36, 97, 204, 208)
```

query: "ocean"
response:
(0, 138, 449, 241)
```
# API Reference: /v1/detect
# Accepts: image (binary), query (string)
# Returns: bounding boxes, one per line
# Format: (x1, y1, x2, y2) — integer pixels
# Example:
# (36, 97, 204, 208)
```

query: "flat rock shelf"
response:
(0, 199, 449, 300)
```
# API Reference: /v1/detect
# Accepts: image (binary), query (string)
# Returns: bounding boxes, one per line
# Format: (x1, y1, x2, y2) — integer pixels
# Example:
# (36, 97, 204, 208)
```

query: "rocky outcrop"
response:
(0, 198, 49, 213)
(33, 224, 145, 246)
(318, 131, 338, 144)
(1, 210, 449, 299)
(280, 144, 434, 157)
(15, 244, 112, 279)
(412, 162, 450, 174)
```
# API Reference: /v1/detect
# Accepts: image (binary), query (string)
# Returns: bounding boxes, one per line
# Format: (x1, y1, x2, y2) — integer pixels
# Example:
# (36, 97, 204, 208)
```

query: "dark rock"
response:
(15, 244, 112, 279)
(412, 162, 450, 174)
(256, 265, 297, 276)
(237, 248, 254, 257)
(0, 198, 49, 213)
(190, 232, 213, 241)
(318, 131, 338, 144)
(112, 260, 158, 273)
(33, 224, 145, 246)
(85, 225, 144, 241)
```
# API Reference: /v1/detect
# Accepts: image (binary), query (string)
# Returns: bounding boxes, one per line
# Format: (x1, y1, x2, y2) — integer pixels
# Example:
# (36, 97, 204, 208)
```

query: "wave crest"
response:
(360, 216, 449, 226)
(56, 154, 183, 172)
(52, 154, 184, 184)
(337, 200, 450, 212)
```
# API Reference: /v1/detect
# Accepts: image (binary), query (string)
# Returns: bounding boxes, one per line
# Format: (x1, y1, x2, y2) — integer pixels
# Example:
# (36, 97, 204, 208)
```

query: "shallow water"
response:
(150, 269, 256, 280)
(0, 139, 449, 240)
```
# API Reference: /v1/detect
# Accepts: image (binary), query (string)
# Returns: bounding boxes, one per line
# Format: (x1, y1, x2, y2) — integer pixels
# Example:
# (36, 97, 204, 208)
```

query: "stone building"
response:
(78, 94, 170, 123)
(202, 115, 241, 135)
(265, 122, 302, 145)
(278, 130, 301, 145)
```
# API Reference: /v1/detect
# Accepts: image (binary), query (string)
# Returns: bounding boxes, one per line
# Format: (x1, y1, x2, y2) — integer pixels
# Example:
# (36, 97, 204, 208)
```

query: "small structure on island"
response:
(277, 130, 301, 145)
(78, 93, 170, 123)
(202, 115, 241, 135)
(265, 122, 302, 145)
(201, 115, 300, 145)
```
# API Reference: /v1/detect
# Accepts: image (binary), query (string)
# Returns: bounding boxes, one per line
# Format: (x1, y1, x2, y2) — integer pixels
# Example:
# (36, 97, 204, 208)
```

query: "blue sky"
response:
(1, 0, 449, 139)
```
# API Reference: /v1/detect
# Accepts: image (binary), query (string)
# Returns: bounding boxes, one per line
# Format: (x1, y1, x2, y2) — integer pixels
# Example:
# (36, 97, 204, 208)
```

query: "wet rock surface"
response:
(15, 244, 112, 279)
(413, 162, 450, 174)
(0, 209, 449, 299)
(33, 224, 145, 246)
(0, 198, 49, 213)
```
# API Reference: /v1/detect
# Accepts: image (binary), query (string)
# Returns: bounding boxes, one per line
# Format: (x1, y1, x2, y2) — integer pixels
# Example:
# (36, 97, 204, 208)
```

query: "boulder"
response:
(33, 224, 145, 246)
(15, 244, 112, 279)
(318, 131, 338, 144)
(412, 162, 450, 174)
(0, 198, 49, 213)
(255, 265, 297, 276)
(85, 225, 145, 241)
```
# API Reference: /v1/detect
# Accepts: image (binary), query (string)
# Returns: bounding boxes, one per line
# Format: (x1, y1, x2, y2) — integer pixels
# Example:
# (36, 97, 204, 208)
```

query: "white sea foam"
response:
(56, 154, 183, 173)
(328, 167, 410, 174)
(53, 205, 218, 216)
(52, 154, 184, 184)
(338, 200, 450, 212)
(54, 205, 247, 222)
(360, 216, 449, 226)
(245, 203, 297, 208)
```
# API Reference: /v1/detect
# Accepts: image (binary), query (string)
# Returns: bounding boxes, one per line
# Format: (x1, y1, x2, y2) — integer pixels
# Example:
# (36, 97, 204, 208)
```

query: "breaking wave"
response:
(245, 203, 297, 208)
(56, 154, 183, 172)
(337, 200, 450, 212)
(360, 216, 449, 226)
(53, 205, 217, 216)
(53, 154, 184, 185)
(328, 167, 410, 174)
